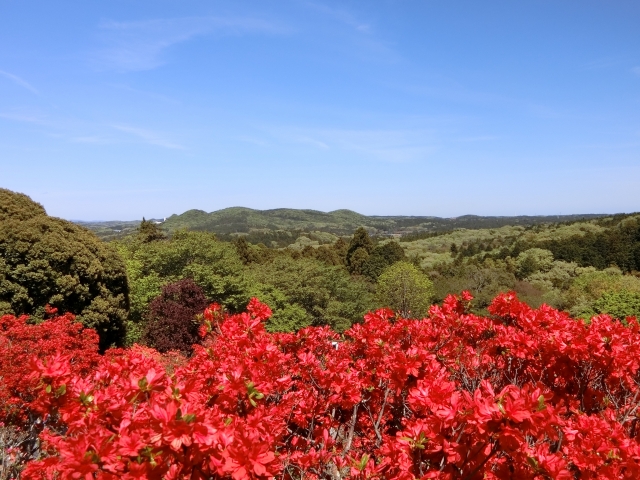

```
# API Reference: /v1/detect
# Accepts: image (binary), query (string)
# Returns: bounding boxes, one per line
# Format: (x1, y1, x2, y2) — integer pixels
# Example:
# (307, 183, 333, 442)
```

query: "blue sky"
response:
(1, 1, 639, 220)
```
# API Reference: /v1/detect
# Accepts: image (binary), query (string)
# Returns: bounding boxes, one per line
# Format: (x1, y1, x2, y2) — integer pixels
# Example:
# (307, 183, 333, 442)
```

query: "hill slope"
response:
(161, 207, 606, 236)
(78, 208, 613, 241)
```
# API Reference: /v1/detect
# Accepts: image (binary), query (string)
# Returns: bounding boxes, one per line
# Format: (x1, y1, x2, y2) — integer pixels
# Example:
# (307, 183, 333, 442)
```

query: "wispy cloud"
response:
(632, 66, 640, 77)
(0, 111, 47, 124)
(301, 2, 399, 63)
(582, 56, 627, 70)
(107, 83, 182, 105)
(0, 70, 39, 94)
(112, 124, 185, 149)
(457, 135, 500, 142)
(70, 135, 113, 144)
(269, 126, 436, 163)
(94, 16, 287, 71)
(297, 136, 330, 149)
(0, 108, 184, 149)
(303, 1, 371, 33)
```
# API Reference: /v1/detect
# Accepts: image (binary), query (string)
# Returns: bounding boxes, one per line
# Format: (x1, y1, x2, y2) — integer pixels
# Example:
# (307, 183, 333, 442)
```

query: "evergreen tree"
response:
(138, 218, 166, 243)
(0, 189, 129, 350)
(362, 241, 406, 280)
(233, 236, 253, 265)
(347, 227, 374, 274)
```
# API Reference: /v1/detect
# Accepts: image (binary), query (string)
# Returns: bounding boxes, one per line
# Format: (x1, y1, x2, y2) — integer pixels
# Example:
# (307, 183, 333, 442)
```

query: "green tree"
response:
(432, 263, 517, 312)
(332, 237, 349, 264)
(346, 227, 374, 274)
(564, 267, 640, 319)
(592, 291, 640, 321)
(117, 230, 252, 317)
(233, 236, 254, 265)
(137, 218, 166, 243)
(362, 241, 406, 280)
(249, 256, 375, 332)
(377, 261, 434, 318)
(515, 248, 554, 279)
(0, 189, 129, 350)
(0, 188, 46, 222)
(348, 248, 370, 276)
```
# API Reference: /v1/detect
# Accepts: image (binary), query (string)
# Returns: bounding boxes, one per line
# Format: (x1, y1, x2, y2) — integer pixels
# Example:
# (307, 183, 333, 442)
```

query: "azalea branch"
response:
(620, 388, 640, 425)
(365, 386, 391, 447)
(462, 441, 499, 480)
(341, 403, 359, 457)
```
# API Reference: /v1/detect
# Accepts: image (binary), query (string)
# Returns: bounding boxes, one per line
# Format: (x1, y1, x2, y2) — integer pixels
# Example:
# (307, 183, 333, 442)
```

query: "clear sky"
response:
(1, 1, 639, 220)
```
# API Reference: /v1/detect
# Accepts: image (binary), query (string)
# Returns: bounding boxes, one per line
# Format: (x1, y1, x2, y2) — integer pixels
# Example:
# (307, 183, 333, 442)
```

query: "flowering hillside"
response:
(2, 293, 640, 478)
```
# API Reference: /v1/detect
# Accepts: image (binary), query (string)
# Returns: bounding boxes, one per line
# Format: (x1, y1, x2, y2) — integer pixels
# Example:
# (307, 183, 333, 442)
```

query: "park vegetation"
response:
(2, 187, 640, 477)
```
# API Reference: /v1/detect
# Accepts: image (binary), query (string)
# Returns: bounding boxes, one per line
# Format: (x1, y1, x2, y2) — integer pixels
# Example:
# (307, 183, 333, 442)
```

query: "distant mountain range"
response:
(76, 207, 610, 242)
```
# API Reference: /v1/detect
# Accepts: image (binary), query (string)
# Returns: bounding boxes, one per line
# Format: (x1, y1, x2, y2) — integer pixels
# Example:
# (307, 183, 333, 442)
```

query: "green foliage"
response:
(0, 188, 46, 222)
(347, 248, 369, 275)
(74, 219, 155, 242)
(377, 262, 434, 318)
(137, 218, 167, 243)
(515, 248, 554, 279)
(163, 207, 388, 236)
(346, 227, 374, 275)
(525, 260, 581, 291)
(264, 303, 311, 333)
(249, 256, 375, 332)
(0, 189, 128, 350)
(348, 227, 374, 254)
(362, 241, 406, 280)
(157, 206, 606, 238)
(431, 263, 518, 312)
(62, 200, 640, 338)
(539, 216, 640, 272)
(564, 268, 640, 319)
(591, 290, 640, 321)
(117, 230, 252, 318)
(233, 236, 254, 265)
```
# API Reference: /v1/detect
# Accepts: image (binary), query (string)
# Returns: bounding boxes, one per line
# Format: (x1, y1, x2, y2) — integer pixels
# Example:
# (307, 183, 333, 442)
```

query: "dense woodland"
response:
(78, 207, 606, 243)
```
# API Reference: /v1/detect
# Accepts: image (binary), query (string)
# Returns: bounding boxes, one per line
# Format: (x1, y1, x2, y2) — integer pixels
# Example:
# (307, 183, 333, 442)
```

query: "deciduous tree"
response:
(377, 261, 433, 317)
(142, 278, 209, 354)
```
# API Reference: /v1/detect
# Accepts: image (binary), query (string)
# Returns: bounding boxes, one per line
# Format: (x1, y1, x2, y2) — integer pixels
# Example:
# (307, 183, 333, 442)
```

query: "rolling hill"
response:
(78, 207, 610, 242)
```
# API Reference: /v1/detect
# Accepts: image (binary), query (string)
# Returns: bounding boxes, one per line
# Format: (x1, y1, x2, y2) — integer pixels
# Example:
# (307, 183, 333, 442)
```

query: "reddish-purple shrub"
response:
(142, 278, 208, 354)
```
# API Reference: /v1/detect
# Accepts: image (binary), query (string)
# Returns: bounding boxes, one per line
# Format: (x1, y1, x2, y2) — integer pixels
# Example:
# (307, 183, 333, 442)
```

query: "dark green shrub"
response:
(0, 189, 129, 350)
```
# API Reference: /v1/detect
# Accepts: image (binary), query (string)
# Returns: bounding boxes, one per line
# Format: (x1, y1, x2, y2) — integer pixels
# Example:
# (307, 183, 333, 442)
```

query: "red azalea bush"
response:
(3, 293, 640, 478)
(0, 306, 100, 426)
(0, 307, 101, 477)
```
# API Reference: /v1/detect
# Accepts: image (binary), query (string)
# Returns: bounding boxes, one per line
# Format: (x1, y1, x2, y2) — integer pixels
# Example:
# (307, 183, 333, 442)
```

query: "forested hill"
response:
(161, 208, 606, 236)
(78, 208, 609, 241)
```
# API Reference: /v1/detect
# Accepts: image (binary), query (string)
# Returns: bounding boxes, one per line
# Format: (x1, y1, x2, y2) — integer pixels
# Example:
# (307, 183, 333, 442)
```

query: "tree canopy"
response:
(377, 261, 434, 318)
(0, 189, 129, 350)
(143, 278, 209, 355)
(0, 188, 47, 222)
